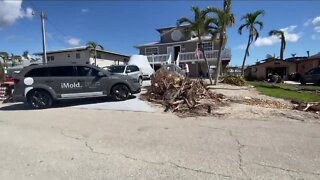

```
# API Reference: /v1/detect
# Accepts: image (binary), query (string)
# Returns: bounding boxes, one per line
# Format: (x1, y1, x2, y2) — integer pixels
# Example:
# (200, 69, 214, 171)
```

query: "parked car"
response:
(13, 64, 141, 109)
(107, 65, 143, 85)
(300, 67, 320, 85)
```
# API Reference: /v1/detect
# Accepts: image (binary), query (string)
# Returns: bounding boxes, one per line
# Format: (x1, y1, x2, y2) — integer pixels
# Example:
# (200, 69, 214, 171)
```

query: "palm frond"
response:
(238, 23, 248, 35)
(177, 17, 193, 26)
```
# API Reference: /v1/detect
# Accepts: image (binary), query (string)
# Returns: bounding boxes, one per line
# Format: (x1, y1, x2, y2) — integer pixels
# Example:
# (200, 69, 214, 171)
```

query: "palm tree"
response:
(269, 30, 286, 60)
(206, 0, 235, 85)
(238, 10, 264, 75)
(177, 6, 216, 84)
(22, 50, 29, 60)
(86, 41, 104, 65)
(0, 51, 9, 65)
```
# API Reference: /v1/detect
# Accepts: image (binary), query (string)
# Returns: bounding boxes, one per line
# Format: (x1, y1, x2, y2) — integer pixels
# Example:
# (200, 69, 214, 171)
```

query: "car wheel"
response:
(111, 84, 130, 101)
(138, 77, 143, 86)
(27, 90, 53, 109)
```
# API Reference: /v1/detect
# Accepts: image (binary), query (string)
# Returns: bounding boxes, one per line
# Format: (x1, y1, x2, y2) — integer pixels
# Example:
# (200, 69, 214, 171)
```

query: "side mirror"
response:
(97, 71, 106, 77)
(126, 69, 131, 74)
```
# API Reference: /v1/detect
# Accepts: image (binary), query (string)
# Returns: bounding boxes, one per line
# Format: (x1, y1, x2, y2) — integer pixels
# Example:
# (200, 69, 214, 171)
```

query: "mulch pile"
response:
(141, 68, 226, 116)
(241, 98, 291, 109)
(221, 75, 246, 86)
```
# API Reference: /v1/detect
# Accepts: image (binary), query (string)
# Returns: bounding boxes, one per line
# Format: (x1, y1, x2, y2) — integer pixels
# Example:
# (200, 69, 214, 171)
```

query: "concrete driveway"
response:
(0, 102, 319, 179)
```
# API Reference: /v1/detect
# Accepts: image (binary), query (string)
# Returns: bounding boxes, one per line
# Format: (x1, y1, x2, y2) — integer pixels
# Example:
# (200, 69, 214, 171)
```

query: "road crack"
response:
(252, 162, 320, 177)
(198, 125, 250, 179)
(60, 127, 238, 179)
(228, 130, 250, 180)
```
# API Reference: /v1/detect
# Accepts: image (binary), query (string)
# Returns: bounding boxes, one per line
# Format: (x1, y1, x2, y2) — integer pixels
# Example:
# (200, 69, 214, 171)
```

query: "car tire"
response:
(138, 76, 143, 86)
(111, 84, 130, 101)
(27, 90, 53, 109)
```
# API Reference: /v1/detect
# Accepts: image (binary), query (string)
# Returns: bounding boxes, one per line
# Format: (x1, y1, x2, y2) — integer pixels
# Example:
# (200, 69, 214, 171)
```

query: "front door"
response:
(174, 46, 181, 62)
(167, 46, 174, 63)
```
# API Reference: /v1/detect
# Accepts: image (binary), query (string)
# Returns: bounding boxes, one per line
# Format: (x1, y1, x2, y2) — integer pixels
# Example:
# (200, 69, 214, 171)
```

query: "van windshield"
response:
(108, 66, 125, 73)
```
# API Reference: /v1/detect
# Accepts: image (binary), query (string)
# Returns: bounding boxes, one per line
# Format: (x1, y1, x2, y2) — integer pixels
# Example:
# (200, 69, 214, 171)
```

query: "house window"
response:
(67, 54, 71, 58)
(145, 47, 159, 55)
(96, 53, 101, 59)
(198, 42, 213, 51)
(76, 53, 81, 59)
(47, 56, 54, 61)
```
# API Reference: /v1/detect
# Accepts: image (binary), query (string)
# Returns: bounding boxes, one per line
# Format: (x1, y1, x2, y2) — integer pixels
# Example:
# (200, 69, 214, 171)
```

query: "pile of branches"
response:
(221, 75, 246, 86)
(292, 101, 320, 113)
(142, 68, 226, 116)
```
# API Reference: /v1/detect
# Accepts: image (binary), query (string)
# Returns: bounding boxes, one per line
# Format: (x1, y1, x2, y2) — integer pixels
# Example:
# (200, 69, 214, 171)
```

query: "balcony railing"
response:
(147, 49, 231, 64)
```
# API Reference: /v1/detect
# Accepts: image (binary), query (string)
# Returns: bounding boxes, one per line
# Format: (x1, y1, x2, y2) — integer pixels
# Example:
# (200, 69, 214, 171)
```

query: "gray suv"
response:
(13, 64, 141, 109)
(300, 67, 320, 85)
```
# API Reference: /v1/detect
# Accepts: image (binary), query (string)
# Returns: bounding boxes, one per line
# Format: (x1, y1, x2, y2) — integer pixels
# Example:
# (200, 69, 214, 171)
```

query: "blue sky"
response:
(0, 0, 320, 66)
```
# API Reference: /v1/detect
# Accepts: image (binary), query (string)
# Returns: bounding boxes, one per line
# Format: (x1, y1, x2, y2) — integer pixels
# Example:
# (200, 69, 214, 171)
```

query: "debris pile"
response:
(244, 98, 291, 109)
(292, 101, 320, 113)
(221, 75, 246, 86)
(142, 68, 226, 116)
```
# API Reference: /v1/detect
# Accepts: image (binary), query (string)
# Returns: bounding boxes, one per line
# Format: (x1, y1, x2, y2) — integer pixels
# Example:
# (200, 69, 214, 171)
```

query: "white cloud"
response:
(255, 36, 279, 46)
(0, 0, 33, 29)
(254, 25, 302, 47)
(312, 16, 320, 26)
(67, 37, 81, 46)
(81, 8, 89, 13)
(315, 26, 320, 33)
(280, 25, 301, 42)
(304, 19, 312, 26)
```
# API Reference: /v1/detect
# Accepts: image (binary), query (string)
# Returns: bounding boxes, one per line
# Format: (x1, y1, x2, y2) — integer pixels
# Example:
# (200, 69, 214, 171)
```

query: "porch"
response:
(146, 49, 231, 64)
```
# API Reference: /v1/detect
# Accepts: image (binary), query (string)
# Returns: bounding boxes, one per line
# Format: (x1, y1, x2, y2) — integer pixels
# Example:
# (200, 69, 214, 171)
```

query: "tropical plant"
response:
(177, 6, 216, 84)
(269, 30, 286, 60)
(11, 53, 22, 65)
(0, 51, 9, 64)
(86, 41, 104, 65)
(238, 10, 264, 75)
(206, 0, 235, 85)
(22, 50, 29, 60)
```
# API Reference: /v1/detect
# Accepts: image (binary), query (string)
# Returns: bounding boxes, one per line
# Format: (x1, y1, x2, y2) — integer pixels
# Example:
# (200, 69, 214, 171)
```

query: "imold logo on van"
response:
(61, 82, 82, 89)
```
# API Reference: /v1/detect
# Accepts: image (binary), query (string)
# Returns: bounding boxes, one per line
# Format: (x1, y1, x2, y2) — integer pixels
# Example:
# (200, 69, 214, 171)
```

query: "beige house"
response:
(245, 53, 320, 80)
(135, 25, 231, 77)
(35, 46, 129, 67)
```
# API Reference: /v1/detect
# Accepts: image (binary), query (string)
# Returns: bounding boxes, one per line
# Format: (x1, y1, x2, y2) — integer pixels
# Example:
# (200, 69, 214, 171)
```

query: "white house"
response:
(35, 46, 129, 67)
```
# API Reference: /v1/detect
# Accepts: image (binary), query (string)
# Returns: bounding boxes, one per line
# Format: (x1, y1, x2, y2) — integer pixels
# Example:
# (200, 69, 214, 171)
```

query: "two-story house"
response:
(135, 25, 231, 77)
(35, 46, 129, 67)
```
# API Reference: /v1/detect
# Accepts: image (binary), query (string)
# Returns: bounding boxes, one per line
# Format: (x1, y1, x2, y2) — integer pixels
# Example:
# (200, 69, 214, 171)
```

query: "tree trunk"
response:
(280, 40, 284, 60)
(198, 36, 213, 85)
(241, 35, 251, 76)
(214, 33, 224, 85)
(94, 49, 97, 65)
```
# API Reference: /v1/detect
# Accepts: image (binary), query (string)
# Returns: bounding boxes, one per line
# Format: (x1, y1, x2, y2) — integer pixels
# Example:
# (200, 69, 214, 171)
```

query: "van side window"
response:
(25, 68, 50, 77)
(49, 66, 75, 76)
(76, 66, 99, 76)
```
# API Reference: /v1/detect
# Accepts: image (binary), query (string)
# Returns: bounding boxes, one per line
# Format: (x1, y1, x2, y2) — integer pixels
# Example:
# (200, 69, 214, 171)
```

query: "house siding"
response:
(297, 58, 320, 74)
(160, 27, 192, 43)
(138, 40, 215, 55)
(45, 50, 128, 67)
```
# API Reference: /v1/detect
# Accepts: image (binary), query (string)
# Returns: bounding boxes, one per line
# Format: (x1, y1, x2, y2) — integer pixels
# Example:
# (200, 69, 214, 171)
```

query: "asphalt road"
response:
(0, 102, 320, 179)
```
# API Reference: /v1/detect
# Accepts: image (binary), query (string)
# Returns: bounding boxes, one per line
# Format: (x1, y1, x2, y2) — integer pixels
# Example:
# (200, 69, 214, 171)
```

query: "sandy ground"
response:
(0, 83, 319, 179)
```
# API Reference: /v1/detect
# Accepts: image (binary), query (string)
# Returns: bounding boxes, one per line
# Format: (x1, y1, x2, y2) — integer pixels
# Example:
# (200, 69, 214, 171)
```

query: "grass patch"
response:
(248, 81, 320, 102)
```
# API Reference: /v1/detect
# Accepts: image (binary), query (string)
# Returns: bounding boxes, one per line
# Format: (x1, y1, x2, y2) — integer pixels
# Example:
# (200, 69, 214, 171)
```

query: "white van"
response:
(128, 55, 155, 79)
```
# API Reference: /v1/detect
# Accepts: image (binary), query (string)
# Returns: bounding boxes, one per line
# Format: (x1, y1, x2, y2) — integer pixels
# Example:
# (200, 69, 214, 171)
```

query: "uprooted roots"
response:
(141, 68, 227, 117)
